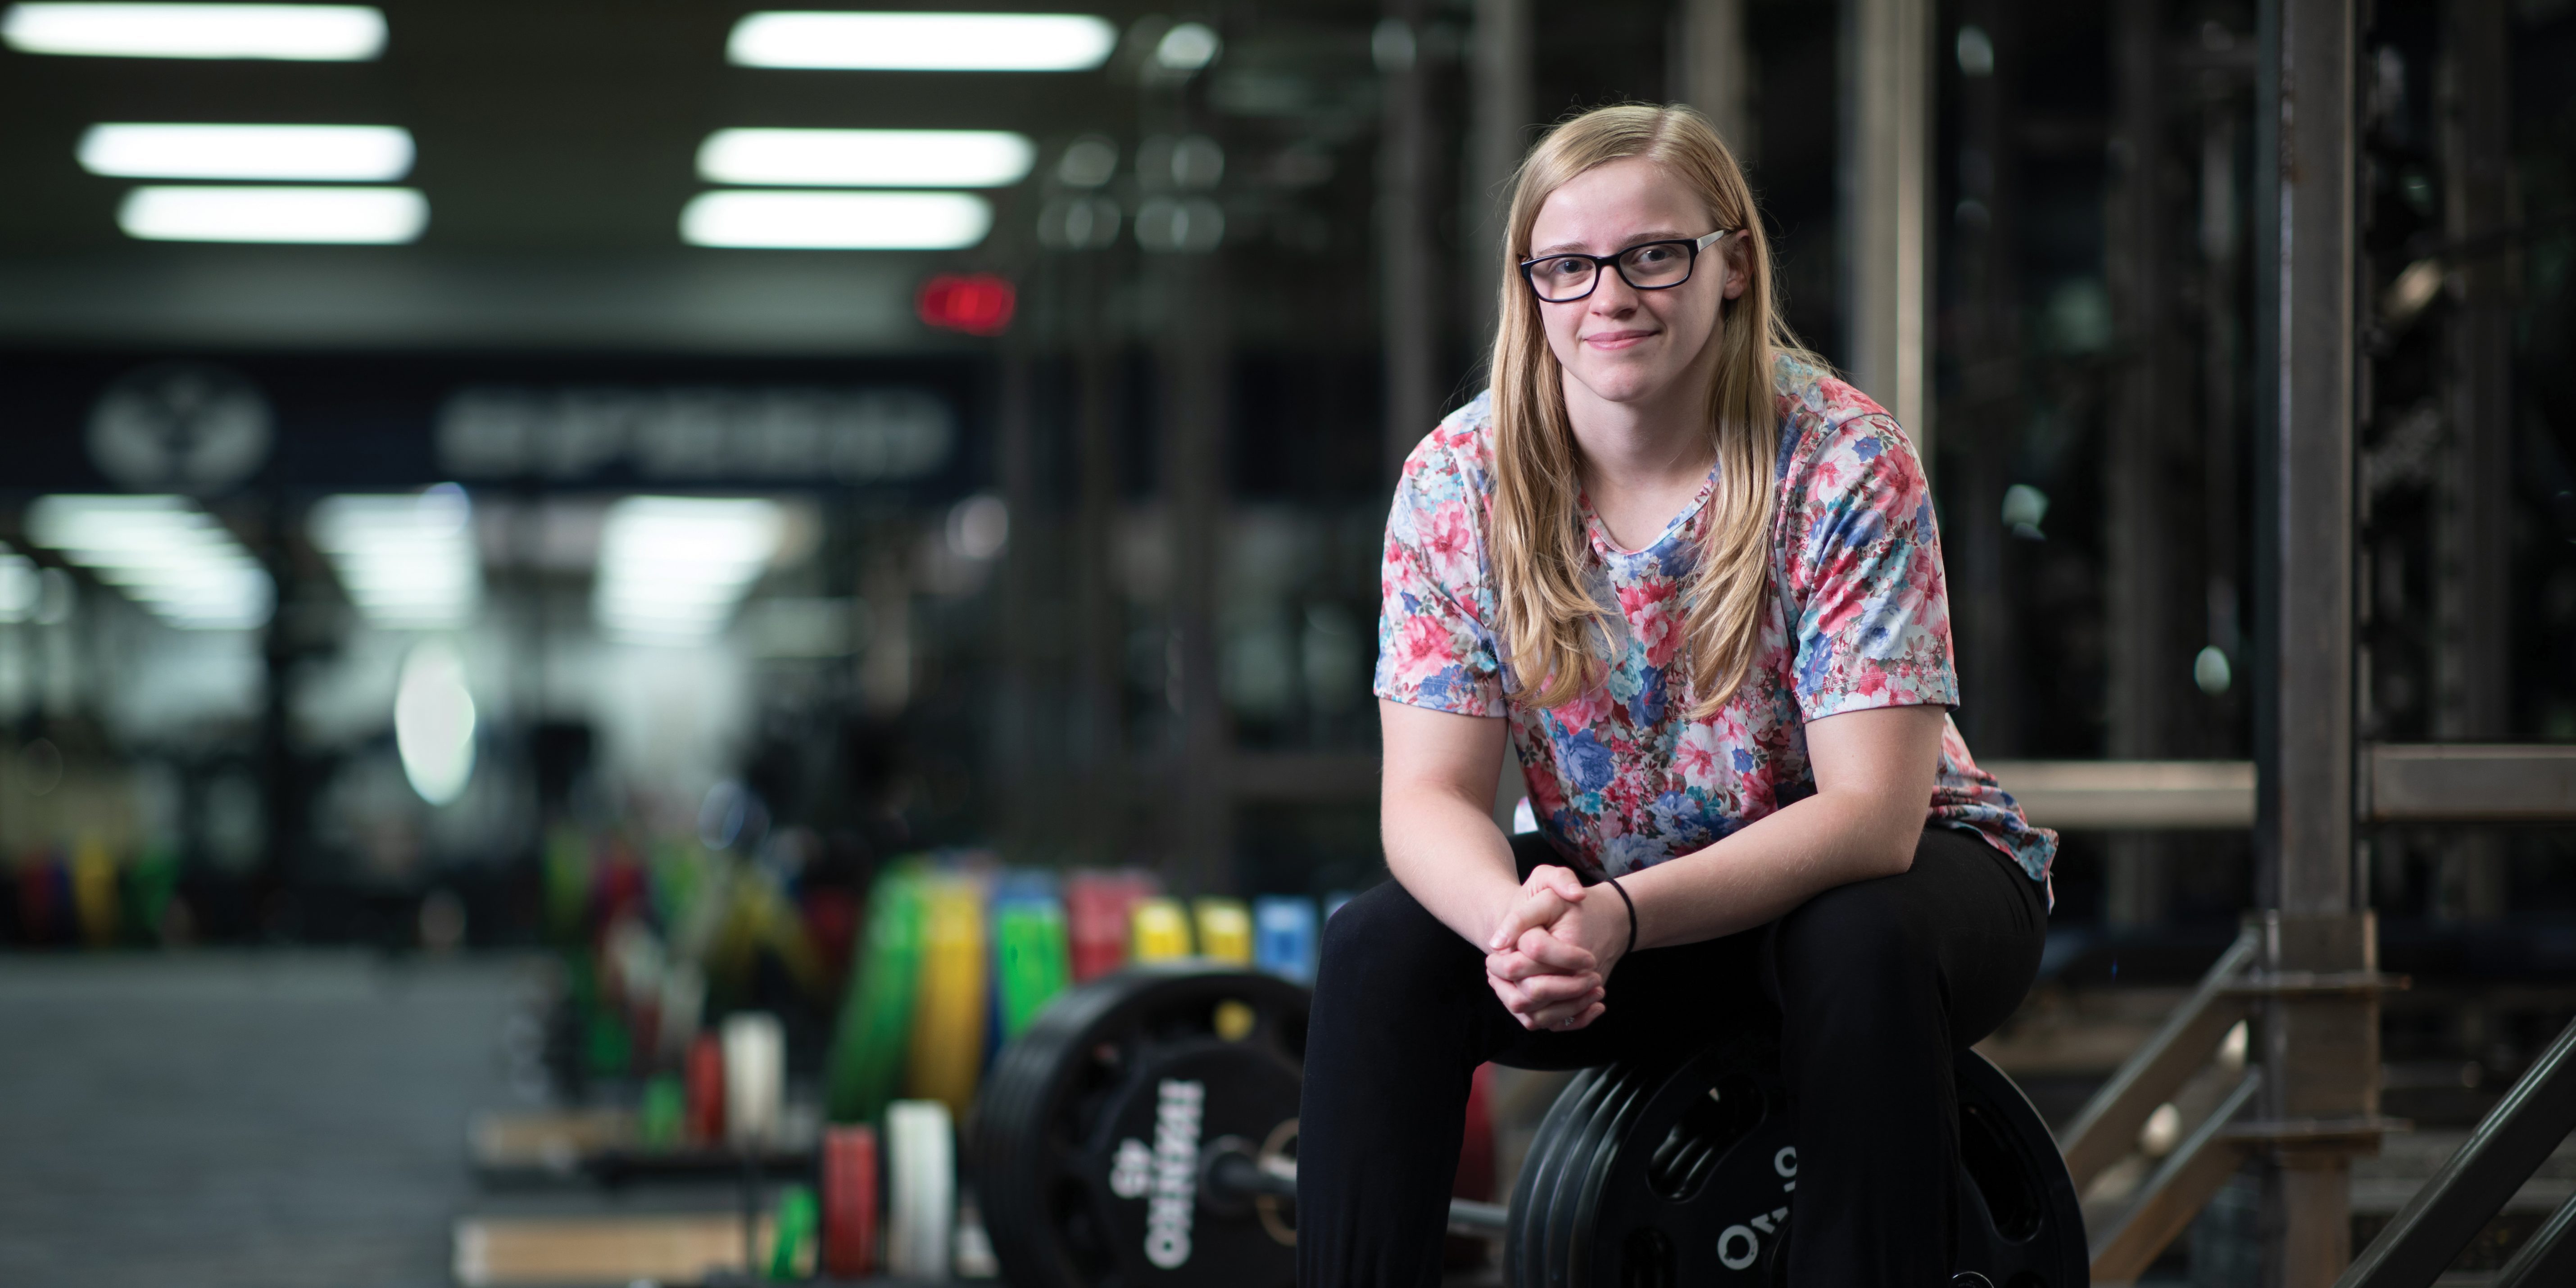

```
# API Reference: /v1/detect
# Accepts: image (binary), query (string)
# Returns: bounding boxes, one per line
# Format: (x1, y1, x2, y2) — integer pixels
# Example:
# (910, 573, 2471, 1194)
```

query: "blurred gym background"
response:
(1, 1, 2573, 1286)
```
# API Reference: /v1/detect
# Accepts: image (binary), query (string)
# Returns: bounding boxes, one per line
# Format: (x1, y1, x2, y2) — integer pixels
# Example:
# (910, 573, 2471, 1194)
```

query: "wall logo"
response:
(435, 384, 954, 482)
(87, 362, 274, 494)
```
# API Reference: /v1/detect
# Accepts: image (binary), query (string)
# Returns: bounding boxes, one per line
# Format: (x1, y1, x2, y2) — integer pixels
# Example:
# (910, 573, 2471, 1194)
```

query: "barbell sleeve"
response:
(1206, 1149, 1507, 1237)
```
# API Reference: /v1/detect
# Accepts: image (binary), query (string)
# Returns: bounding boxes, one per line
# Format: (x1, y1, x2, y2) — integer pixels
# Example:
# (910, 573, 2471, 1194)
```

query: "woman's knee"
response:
(1769, 876, 1933, 1010)
(1316, 878, 1470, 991)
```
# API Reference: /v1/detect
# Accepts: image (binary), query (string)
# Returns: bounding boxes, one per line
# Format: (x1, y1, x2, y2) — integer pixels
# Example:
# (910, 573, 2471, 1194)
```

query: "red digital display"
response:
(915, 272, 1016, 336)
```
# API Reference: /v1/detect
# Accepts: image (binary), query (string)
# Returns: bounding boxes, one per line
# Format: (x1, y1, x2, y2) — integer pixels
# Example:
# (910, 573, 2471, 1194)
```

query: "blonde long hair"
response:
(1489, 104, 1810, 717)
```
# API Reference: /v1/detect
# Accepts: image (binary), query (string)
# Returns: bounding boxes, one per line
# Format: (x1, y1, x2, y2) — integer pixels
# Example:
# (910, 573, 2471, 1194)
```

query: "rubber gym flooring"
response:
(0, 952, 532, 1288)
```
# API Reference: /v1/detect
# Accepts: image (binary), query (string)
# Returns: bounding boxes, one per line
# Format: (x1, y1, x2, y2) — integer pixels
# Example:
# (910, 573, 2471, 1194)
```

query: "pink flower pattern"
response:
(1374, 356, 2057, 898)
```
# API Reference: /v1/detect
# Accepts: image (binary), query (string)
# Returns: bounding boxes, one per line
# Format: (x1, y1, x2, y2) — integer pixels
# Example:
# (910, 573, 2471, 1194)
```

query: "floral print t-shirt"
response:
(1373, 356, 2056, 898)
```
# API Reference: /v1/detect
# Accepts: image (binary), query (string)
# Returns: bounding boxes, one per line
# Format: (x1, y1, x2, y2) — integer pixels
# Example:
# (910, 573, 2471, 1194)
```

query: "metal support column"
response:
(1840, 0, 1934, 452)
(258, 496, 300, 907)
(1380, 0, 1441, 476)
(2432, 0, 2513, 921)
(2198, 28, 2248, 759)
(1948, 0, 2024, 754)
(2106, 0, 2179, 929)
(994, 337, 1040, 855)
(1070, 256, 1125, 865)
(1463, 0, 1530, 363)
(2253, 0, 2376, 1283)
(1673, 0, 1753, 161)
(1160, 252, 1229, 893)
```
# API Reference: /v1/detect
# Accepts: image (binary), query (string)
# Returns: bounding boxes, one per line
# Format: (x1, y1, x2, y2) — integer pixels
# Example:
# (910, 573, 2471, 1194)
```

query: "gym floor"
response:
(0, 954, 529, 1288)
(0, 953, 1527, 1288)
(14, 952, 2564, 1286)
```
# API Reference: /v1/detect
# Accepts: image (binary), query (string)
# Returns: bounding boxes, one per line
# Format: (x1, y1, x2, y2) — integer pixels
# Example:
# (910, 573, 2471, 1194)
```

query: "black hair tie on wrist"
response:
(1603, 875, 1638, 962)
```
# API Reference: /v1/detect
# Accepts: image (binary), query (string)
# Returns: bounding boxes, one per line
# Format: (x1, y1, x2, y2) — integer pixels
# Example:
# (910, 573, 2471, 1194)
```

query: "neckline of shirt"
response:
(1577, 463, 1721, 561)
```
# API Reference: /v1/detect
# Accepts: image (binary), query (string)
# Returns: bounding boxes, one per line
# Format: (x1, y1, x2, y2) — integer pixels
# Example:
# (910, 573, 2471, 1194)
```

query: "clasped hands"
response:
(1483, 864, 1629, 1032)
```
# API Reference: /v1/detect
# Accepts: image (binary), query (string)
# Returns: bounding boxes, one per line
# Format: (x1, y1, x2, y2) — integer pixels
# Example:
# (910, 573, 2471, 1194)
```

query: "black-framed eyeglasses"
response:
(1518, 228, 1733, 304)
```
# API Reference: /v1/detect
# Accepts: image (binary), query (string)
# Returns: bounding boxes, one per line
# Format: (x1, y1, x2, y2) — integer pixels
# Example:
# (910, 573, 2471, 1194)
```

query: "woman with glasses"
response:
(1297, 104, 2057, 1287)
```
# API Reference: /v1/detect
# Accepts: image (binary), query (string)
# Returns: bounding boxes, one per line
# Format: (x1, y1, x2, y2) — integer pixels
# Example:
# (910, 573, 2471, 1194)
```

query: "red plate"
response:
(1065, 871, 1155, 983)
(685, 1034, 725, 1144)
(824, 1124, 881, 1277)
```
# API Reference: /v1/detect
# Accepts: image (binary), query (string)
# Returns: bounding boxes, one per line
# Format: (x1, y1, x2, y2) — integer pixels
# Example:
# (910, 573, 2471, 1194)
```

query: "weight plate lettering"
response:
(1503, 1031, 2087, 1286)
(974, 965, 1308, 1288)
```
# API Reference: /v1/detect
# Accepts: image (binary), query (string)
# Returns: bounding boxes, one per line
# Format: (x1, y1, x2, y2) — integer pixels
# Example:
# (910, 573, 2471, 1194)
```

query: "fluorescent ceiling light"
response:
(395, 640, 476, 805)
(1, 3, 386, 59)
(310, 487, 483, 629)
(727, 11, 1114, 71)
(594, 497, 784, 642)
(25, 494, 273, 630)
(680, 190, 989, 250)
(0, 553, 36, 624)
(697, 128, 1034, 188)
(1154, 21, 1218, 70)
(118, 185, 426, 244)
(80, 123, 413, 181)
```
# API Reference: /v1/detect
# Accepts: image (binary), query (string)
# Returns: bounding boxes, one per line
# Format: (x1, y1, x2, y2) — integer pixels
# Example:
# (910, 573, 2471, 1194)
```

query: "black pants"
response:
(1296, 825, 2047, 1288)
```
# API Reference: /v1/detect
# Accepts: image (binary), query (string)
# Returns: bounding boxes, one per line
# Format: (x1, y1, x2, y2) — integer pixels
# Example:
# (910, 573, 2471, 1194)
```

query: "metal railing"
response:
(2336, 1015, 2576, 1288)
(2063, 923, 2413, 1282)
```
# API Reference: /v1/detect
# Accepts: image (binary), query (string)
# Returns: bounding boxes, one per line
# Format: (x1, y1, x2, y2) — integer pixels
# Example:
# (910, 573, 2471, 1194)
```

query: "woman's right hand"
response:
(1487, 935, 1606, 1030)
(1483, 865, 1608, 1030)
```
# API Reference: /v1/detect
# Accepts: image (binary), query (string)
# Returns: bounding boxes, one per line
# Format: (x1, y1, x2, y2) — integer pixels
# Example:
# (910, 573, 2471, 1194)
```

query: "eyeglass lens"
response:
(1527, 241, 1696, 302)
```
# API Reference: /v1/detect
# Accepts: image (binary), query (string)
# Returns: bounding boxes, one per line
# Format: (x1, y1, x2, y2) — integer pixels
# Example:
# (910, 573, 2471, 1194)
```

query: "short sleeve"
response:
(1776, 412, 1959, 720)
(1372, 433, 1506, 717)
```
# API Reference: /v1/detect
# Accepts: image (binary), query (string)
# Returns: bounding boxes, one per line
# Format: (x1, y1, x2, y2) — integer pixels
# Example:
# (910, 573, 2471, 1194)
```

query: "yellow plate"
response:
(1193, 898, 1253, 965)
(1130, 897, 1193, 962)
(905, 879, 988, 1118)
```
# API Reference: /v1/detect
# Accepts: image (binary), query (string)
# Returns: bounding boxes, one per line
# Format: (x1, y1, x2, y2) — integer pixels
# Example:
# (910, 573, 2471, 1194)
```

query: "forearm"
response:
(1381, 783, 1525, 947)
(1612, 703, 1945, 951)
(1617, 789, 1921, 949)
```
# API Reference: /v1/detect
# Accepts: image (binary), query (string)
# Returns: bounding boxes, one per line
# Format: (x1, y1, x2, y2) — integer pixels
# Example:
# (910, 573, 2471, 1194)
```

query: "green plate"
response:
(992, 898, 1071, 1040)
(825, 862, 930, 1124)
(769, 1183, 819, 1279)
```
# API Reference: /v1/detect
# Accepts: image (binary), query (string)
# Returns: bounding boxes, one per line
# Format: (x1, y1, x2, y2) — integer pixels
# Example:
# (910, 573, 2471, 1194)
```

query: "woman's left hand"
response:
(1484, 863, 1589, 953)
(1485, 889, 1632, 1030)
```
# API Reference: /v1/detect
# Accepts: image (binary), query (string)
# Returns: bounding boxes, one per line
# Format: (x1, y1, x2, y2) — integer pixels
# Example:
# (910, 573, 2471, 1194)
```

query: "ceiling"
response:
(0, 0, 1390, 353)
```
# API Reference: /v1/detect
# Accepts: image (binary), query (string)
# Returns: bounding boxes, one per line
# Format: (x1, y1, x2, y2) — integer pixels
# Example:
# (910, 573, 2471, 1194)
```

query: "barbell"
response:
(971, 963, 2087, 1288)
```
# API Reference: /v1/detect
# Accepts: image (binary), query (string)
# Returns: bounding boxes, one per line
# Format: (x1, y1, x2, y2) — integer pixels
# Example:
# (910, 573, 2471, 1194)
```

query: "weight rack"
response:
(2032, 0, 2576, 1283)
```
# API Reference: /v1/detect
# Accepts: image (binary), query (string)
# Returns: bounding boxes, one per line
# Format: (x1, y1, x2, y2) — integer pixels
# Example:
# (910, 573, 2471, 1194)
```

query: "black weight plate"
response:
(1952, 1050, 2089, 1285)
(1506, 1032, 2088, 1287)
(974, 964, 1310, 1288)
